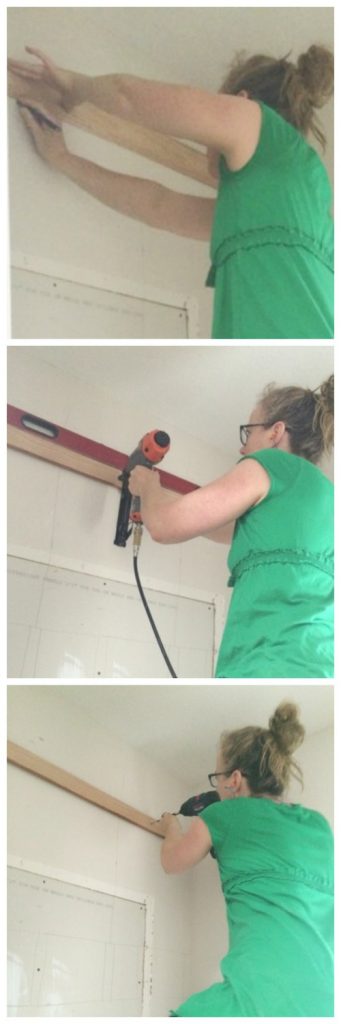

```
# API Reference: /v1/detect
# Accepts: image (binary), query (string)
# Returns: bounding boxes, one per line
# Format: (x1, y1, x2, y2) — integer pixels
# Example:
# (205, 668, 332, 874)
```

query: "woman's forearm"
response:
(80, 73, 127, 116)
(140, 489, 181, 542)
(56, 151, 212, 238)
(161, 816, 183, 872)
(137, 460, 269, 544)
(84, 73, 186, 127)
(74, 72, 165, 122)
(142, 491, 234, 545)
(80, 73, 233, 149)
(59, 151, 162, 222)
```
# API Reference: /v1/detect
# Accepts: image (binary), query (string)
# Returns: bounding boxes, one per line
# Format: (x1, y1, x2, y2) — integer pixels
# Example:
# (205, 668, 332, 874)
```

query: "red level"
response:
(7, 404, 198, 496)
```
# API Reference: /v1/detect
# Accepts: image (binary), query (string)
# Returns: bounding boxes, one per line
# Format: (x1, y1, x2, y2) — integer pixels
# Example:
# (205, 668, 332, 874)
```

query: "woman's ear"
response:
(225, 769, 243, 792)
(270, 420, 287, 446)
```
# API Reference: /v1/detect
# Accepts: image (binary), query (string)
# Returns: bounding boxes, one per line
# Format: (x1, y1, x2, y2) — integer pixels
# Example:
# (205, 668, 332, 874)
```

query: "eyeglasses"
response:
(208, 772, 228, 787)
(239, 423, 272, 446)
(208, 771, 249, 787)
(239, 423, 292, 446)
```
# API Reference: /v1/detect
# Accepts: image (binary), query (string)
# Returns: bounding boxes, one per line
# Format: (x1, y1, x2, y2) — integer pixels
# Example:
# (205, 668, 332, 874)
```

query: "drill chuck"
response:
(178, 791, 220, 816)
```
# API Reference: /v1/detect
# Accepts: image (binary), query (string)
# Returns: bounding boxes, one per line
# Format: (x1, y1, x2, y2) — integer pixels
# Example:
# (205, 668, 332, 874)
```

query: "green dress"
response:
(171, 798, 334, 1017)
(207, 102, 334, 339)
(215, 449, 334, 678)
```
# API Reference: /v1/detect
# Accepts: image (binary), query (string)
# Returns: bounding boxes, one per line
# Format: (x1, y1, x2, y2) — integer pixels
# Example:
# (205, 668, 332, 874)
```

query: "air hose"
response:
(114, 431, 177, 678)
(132, 524, 177, 678)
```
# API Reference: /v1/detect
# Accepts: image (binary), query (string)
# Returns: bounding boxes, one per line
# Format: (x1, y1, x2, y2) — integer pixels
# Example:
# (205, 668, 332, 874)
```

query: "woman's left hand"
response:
(18, 104, 68, 169)
(128, 466, 161, 499)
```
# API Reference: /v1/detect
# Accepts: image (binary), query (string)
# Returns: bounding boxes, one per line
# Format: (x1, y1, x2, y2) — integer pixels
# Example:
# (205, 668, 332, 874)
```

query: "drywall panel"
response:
(7, 556, 215, 678)
(8, 865, 149, 1016)
(7, 684, 193, 1017)
(11, 266, 189, 339)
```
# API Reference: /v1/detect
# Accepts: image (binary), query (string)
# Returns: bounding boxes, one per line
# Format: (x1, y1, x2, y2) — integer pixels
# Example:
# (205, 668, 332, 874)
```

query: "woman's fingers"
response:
(25, 46, 57, 72)
(8, 59, 44, 79)
(9, 47, 80, 110)
(17, 100, 62, 130)
(18, 105, 67, 166)
(19, 106, 44, 134)
(25, 45, 53, 60)
(18, 106, 42, 141)
(8, 47, 58, 84)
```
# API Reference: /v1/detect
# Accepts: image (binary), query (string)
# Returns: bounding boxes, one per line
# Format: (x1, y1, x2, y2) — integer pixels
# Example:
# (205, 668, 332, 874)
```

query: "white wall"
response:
(8, 8, 214, 339)
(7, 347, 228, 598)
(7, 686, 194, 1016)
(188, 723, 334, 999)
(8, 7, 333, 340)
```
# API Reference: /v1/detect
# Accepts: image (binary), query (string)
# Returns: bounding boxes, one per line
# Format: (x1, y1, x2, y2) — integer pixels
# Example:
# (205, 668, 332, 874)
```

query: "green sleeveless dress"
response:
(207, 102, 334, 339)
(215, 449, 334, 678)
(171, 798, 334, 1017)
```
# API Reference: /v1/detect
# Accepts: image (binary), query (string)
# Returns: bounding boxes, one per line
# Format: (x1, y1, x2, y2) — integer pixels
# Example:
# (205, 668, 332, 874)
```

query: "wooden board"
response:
(7, 740, 166, 838)
(8, 69, 217, 187)
(7, 405, 199, 496)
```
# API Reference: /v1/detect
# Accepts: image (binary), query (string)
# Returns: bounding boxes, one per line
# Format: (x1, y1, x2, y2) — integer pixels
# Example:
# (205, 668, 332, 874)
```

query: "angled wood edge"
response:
(8, 423, 122, 489)
(7, 740, 166, 839)
(8, 69, 217, 188)
(7, 408, 199, 496)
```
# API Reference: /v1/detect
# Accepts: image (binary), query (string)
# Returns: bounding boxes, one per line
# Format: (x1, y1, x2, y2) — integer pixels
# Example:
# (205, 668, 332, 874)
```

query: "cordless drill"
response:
(178, 791, 220, 816)
(175, 791, 220, 858)
(114, 430, 170, 547)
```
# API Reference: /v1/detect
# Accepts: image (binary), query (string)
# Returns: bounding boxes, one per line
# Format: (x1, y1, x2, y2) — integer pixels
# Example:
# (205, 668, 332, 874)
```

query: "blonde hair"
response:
(220, 702, 305, 796)
(259, 374, 334, 463)
(221, 45, 333, 148)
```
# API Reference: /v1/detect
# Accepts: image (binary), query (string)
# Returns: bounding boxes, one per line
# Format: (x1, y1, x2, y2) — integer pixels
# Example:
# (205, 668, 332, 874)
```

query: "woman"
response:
(129, 375, 334, 678)
(160, 701, 334, 1017)
(8, 44, 333, 338)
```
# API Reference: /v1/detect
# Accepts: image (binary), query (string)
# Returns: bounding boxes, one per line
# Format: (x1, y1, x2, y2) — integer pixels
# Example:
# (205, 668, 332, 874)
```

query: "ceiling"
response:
(23, 345, 334, 476)
(30, 684, 333, 787)
(8, 8, 334, 85)
(8, 7, 334, 175)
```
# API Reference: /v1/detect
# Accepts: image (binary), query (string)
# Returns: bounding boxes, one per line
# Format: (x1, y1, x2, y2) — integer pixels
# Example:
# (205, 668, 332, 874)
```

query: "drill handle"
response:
(113, 473, 132, 547)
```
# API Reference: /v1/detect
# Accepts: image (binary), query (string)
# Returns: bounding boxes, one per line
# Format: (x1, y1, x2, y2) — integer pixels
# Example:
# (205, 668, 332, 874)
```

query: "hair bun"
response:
(318, 373, 334, 405)
(312, 374, 334, 453)
(268, 702, 305, 755)
(296, 45, 334, 107)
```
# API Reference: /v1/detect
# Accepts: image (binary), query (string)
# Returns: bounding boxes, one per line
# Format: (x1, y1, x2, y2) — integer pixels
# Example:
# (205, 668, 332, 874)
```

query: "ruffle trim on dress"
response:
(223, 867, 333, 892)
(228, 547, 334, 587)
(206, 224, 334, 286)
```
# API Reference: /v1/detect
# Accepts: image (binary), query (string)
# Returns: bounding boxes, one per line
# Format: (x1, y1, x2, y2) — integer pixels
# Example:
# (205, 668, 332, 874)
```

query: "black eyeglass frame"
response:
(239, 423, 292, 446)
(208, 771, 249, 788)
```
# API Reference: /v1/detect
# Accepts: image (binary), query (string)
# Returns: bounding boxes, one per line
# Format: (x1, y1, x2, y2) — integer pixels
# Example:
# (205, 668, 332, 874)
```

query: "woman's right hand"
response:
(8, 47, 89, 110)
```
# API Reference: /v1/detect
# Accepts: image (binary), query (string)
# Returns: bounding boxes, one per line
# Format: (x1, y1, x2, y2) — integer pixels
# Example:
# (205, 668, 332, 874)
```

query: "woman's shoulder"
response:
(201, 799, 333, 854)
(220, 100, 327, 180)
(241, 449, 331, 479)
(258, 102, 317, 155)
(239, 450, 332, 508)
(239, 449, 300, 478)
